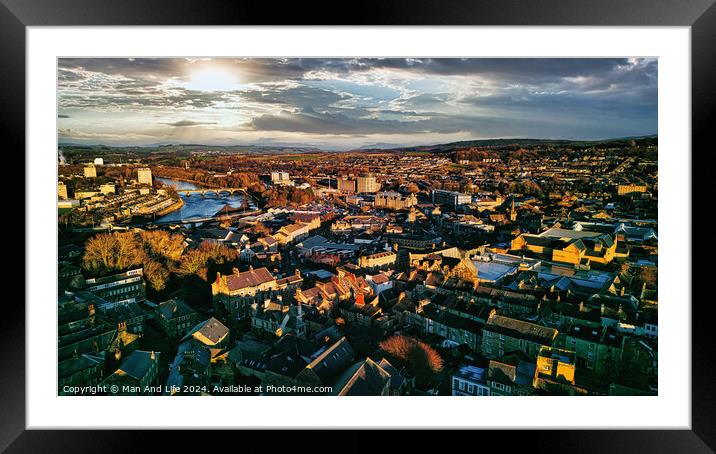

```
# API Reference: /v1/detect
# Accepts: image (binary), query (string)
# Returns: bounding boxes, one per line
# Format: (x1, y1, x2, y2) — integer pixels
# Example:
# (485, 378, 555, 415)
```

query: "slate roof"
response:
(157, 298, 196, 321)
(117, 350, 159, 380)
(302, 337, 355, 385)
(377, 358, 406, 390)
(484, 314, 557, 345)
(182, 317, 229, 346)
(58, 353, 104, 379)
(334, 358, 392, 396)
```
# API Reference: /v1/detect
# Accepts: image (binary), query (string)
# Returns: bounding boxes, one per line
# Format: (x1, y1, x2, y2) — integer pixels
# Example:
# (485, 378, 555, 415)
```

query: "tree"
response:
(82, 232, 143, 274)
(379, 335, 443, 382)
(82, 233, 117, 273)
(254, 222, 271, 236)
(176, 249, 207, 278)
(143, 258, 169, 292)
(139, 230, 184, 261)
(83, 230, 186, 292)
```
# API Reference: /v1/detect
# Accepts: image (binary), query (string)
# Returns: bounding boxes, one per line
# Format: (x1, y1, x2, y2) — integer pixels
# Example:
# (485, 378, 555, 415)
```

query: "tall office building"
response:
(356, 173, 380, 193)
(138, 167, 153, 186)
(84, 164, 97, 178)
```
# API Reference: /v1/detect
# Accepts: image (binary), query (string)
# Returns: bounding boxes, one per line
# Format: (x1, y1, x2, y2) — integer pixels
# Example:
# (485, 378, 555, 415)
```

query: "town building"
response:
(84, 164, 97, 178)
(510, 227, 617, 265)
(337, 177, 356, 193)
(212, 267, 302, 320)
(58, 181, 68, 200)
(358, 251, 397, 271)
(481, 311, 558, 360)
(374, 191, 417, 210)
(452, 364, 490, 396)
(271, 171, 291, 186)
(486, 353, 537, 396)
(617, 183, 648, 195)
(137, 167, 153, 185)
(432, 189, 471, 208)
(155, 298, 199, 339)
(101, 350, 161, 395)
(356, 173, 380, 193)
(84, 268, 147, 307)
(561, 324, 624, 377)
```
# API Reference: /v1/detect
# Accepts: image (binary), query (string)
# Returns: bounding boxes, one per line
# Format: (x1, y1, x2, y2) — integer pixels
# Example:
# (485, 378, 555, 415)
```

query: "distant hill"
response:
(58, 134, 657, 163)
(360, 135, 658, 153)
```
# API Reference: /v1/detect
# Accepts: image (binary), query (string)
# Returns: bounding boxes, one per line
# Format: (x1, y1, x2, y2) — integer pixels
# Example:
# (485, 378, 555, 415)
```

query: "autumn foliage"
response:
(82, 230, 186, 292)
(379, 335, 443, 382)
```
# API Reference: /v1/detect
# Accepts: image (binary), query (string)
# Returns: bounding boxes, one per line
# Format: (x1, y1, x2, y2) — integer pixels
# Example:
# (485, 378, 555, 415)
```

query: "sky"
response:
(57, 57, 657, 150)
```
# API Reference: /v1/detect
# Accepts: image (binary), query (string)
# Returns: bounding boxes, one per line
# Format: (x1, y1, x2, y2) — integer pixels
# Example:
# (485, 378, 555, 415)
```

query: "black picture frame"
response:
(4, 0, 713, 451)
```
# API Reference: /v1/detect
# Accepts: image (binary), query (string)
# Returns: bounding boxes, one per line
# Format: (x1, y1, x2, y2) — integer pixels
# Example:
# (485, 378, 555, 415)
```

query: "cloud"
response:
(56, 57, 658, 145)
(163, 120, 218, 127)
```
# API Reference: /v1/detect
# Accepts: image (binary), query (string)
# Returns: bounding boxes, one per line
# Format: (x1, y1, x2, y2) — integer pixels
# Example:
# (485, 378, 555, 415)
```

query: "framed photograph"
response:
(6, 0, 714, 451)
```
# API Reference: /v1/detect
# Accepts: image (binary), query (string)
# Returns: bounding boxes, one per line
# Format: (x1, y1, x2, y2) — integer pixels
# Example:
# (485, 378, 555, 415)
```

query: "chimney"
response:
(150, 351, 155, 360)
(295, 268, 301, 278)
(249, 265, 254, 272)
(233, 267, 240, 275)
(215, 272, 221, 285)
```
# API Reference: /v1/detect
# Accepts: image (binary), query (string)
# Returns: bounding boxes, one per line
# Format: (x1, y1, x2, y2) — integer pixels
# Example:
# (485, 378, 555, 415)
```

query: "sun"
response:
(184, 67, 240, 92)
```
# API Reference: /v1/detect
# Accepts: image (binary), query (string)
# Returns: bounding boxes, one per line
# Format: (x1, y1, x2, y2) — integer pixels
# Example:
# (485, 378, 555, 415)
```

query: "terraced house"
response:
(481, 311, 559, 360)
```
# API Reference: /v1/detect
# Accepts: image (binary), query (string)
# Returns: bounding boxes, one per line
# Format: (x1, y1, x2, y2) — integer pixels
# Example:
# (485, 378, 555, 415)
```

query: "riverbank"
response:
(157, 197, 184, 216)
(155, 175, 222, 189)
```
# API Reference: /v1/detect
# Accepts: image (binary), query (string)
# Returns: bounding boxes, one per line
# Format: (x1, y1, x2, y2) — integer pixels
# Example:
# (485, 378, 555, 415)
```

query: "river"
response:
(156, 177, 255, 223)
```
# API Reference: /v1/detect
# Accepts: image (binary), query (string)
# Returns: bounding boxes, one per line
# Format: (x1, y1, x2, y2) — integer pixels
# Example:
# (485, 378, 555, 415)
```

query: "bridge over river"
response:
(175, 187, 248, 197)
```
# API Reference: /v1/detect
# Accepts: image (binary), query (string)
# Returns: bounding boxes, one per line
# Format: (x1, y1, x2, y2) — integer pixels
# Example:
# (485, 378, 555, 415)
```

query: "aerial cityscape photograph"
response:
(57, 57, 658, 397)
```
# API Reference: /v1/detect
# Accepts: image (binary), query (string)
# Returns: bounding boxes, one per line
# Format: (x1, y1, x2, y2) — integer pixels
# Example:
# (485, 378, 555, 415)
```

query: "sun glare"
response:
(185, 67, 240, 92)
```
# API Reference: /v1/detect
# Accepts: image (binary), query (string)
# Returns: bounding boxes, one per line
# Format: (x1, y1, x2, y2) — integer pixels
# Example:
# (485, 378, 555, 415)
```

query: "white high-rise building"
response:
(356, 173, 380, 193)
(270, 171, 291, 185)
(138, 167, 153, 186)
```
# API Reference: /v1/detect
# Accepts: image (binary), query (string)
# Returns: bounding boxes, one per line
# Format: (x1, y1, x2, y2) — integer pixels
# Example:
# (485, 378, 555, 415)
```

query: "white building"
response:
(138, 167, 153, 186)
(451, 365, 490, 396)
(270, 171, 292, 186)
